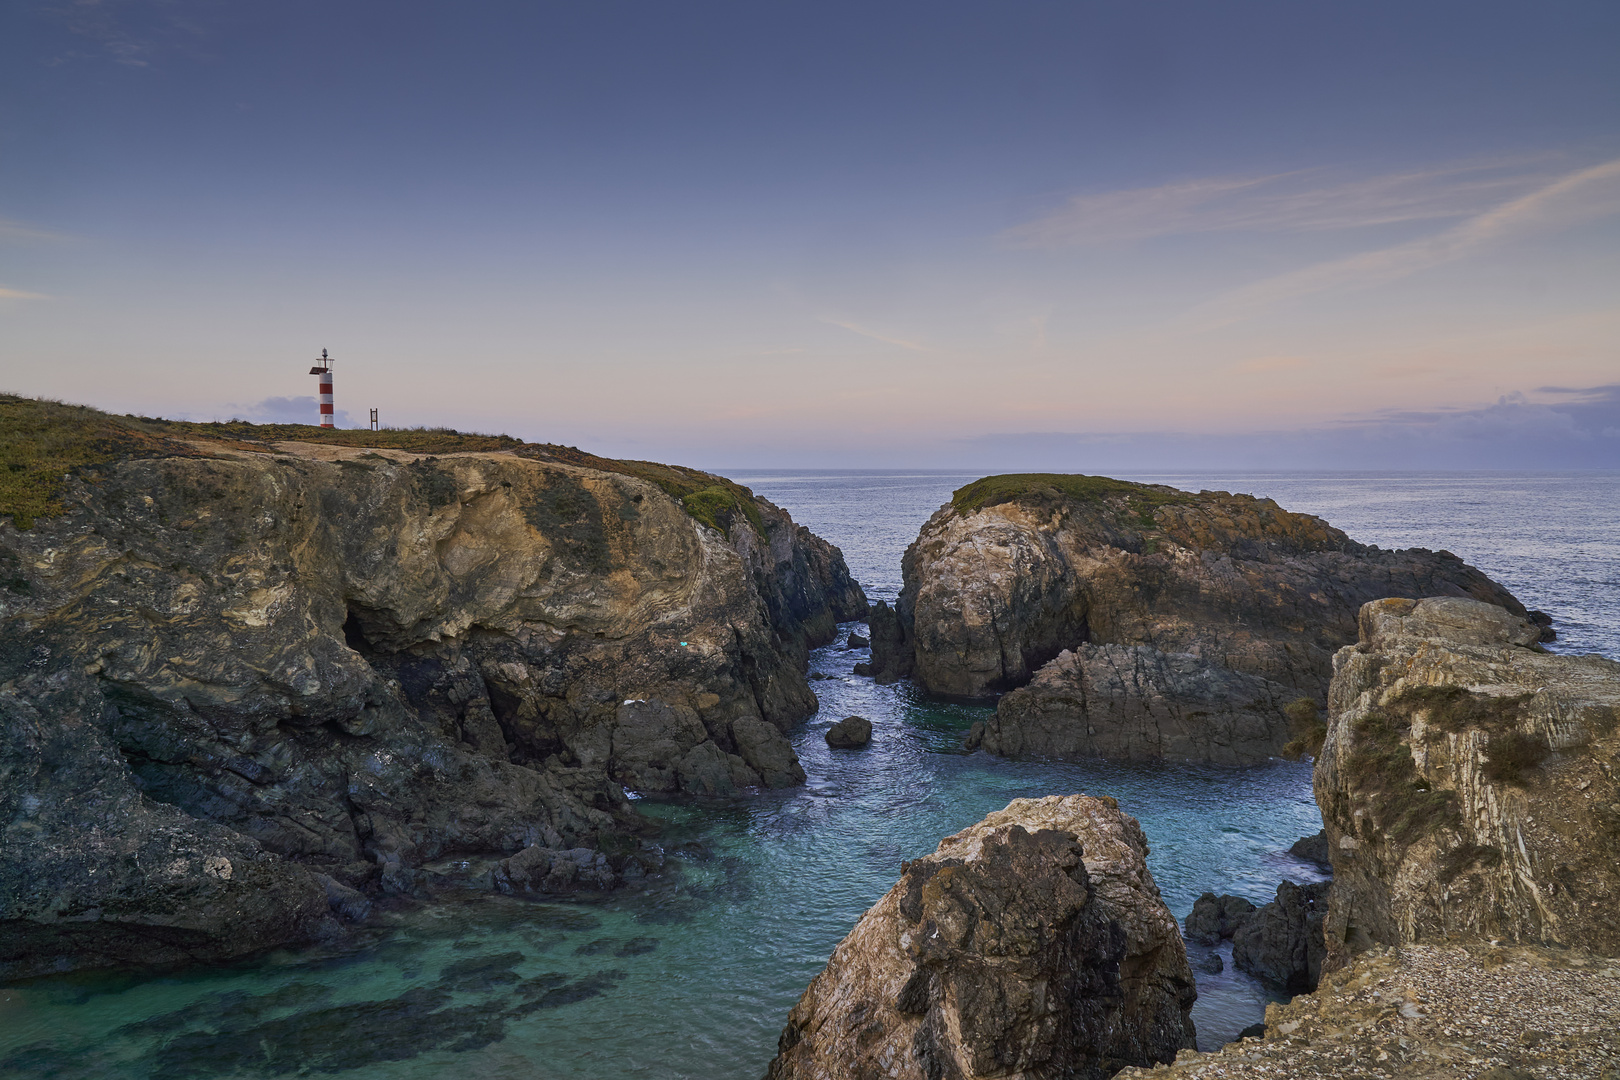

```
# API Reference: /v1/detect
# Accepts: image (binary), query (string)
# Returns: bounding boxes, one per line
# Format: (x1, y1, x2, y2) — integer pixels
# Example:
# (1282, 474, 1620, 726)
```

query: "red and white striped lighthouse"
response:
(308, 349, 334, 427)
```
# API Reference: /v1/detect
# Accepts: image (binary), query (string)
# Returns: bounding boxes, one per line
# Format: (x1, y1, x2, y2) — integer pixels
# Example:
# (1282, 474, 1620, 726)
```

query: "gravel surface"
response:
(1117, 943, 1620, 1079)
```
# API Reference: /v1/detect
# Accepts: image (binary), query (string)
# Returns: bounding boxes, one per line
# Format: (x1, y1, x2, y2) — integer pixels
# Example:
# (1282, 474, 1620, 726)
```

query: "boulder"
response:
(1183, 892, 1257, 946)
(765, 795, 1197, 1080)
(982, 644, 1298, 765)
(1288, 830, 1331, 867)
(1317, 596, 1620, 971)
(847, 632, 870, 648)
(1231, 880, 1329, 993)
(825, 715, 873, 749)
(871, 474, 1527, 765)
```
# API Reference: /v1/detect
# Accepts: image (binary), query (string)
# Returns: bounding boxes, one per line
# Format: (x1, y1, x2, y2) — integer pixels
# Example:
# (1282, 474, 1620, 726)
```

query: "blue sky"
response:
(3, 1, 1618, 468)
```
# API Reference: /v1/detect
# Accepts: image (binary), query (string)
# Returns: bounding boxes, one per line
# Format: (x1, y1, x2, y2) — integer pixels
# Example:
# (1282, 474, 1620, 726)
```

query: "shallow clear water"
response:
(3, 471, 1615, 1079)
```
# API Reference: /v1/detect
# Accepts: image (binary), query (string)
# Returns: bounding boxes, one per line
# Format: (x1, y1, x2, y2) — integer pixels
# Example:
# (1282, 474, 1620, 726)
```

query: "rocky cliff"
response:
(1316, 596, 1620, 971)
(0, 399, 865, 979)
(764, 795, 1197, 1080)
(873, 473, 1528, 765)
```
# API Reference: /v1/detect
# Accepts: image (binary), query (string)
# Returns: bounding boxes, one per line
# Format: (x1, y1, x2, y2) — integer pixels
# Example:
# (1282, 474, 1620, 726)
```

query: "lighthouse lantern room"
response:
(308, 349, 334, 428)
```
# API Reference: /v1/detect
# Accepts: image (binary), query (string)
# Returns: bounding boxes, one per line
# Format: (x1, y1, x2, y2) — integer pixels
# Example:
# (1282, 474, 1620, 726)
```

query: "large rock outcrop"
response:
(765, 795, 1197, 1080)
(0, 407, 864, 979)
(875, 474, 1527, 764)
(1317, 596, 1620, 972)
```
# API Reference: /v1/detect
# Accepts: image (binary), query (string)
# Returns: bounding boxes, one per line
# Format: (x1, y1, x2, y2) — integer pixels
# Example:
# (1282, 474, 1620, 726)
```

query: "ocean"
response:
(2, 471, 1615, 1079)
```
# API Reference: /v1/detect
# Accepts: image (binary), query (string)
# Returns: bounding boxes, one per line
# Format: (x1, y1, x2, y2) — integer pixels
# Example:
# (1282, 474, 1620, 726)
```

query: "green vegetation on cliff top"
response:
(0, 393, 763, 537)
(951, 473, 1196, 516)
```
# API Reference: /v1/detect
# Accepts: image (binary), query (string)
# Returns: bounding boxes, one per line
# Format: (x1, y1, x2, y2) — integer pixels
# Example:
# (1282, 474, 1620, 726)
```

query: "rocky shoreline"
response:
(0, 400, 865, 980)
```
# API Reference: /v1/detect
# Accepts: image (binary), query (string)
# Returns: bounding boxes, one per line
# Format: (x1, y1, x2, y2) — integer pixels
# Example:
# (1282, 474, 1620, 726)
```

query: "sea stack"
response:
(765, 795, 1197, 1080)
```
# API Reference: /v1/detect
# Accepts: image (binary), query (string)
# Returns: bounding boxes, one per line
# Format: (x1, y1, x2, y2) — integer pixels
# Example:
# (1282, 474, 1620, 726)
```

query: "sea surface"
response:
(3, 471, 1615, 1079)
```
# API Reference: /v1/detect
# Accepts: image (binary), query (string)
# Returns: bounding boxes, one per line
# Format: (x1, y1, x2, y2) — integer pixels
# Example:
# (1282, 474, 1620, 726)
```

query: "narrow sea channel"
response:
(2, 470, 1614, 1079)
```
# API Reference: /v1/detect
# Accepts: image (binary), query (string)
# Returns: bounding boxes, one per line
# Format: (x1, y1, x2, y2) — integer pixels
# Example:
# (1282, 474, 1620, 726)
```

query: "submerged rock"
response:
(1317, 596, 1620, 970)
(765, 794, 1197, 1080)
(0, 407, 863, 979)
(871, 474, 1527, 764)
(824, 715, 873, 749)
(1231, 880, 1328, 993)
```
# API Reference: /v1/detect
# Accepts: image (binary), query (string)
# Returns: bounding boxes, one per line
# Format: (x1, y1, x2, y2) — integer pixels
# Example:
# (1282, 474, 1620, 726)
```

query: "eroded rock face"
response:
(874, 476, 1525, 765)
(765, 795, 1197, 1080)
(977, 645, 1299, 765)
(1317, 597, 1620, 971)
(0, 442, 861, 978)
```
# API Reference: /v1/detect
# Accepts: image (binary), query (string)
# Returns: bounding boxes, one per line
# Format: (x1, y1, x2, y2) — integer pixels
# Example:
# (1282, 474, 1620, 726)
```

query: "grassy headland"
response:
(0, 393, 763, 537)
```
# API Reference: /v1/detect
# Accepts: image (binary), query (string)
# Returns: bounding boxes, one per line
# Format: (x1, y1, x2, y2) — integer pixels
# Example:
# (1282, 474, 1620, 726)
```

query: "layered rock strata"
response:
(0, 429, 863, 979)
(1317, 596, 1620, 970)
(765, 794, 1197, 1080)
(875, 474, 1528, 765)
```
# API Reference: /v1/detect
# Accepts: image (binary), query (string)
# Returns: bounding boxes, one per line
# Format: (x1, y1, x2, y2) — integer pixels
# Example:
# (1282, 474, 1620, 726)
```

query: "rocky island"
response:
(0, 395, 865, 980)
(871, 473, 1533, 765)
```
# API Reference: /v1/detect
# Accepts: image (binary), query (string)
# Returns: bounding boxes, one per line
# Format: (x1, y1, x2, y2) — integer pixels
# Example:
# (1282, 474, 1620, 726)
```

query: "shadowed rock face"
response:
(977, 644, 1299, 765)
(765, 795, 1197, 1080)
(0, 442, 863, 979)
(1231, 880, 1329, 994)
(1317, 597, 1620, 972)
(873, 476, 1526, 764)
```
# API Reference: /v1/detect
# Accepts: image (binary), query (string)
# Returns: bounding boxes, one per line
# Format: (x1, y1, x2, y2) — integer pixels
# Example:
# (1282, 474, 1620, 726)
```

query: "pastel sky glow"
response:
(3, 1, 1618, 468)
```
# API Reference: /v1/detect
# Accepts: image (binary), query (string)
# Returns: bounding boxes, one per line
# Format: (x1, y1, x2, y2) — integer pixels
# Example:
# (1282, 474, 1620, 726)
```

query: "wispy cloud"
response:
(1001, 157, 1556, 248)
(42, 0, 216, 68)
(823, 318, 927, 351)
(1187, 158, 1620, 326)
(0, 285, 49, 300)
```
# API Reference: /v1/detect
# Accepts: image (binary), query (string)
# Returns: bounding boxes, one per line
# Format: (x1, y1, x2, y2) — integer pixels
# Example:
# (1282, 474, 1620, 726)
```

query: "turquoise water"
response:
(3, 471, 1614, 1079)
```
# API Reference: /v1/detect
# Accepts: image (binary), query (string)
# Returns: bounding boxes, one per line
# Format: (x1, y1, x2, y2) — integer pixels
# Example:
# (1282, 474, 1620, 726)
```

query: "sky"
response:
(2, 1, 1618, 470)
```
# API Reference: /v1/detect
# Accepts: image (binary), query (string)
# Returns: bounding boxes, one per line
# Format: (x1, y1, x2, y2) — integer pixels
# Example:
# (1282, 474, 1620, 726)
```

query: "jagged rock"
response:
(982, 645, 1299, 765)
(1231, 880, 1329, 993)
(871, 475, 1526, 764)
(847, 632, 870, 648)
(1289, 830, 1331, 867)
(765, 794, 1197, 1080)
(1196, 953, 1224, 975)
(1317, 596, 1620, 972)
(1183, 892, 1257, 946)
(0, 420, 860, 979)
(825, 715, 873, 749)
(315, 873, 373, 923)
(852, 662, 872, 676)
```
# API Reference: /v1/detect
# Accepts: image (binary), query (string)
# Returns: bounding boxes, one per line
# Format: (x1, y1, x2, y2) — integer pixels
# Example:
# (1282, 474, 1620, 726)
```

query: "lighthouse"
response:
(308, 349, 334, 427)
